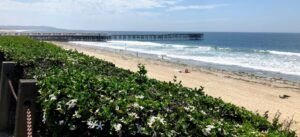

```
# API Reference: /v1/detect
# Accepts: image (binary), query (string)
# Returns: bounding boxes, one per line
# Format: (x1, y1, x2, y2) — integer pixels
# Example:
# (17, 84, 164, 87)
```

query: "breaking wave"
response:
(70, 41, 300, 77)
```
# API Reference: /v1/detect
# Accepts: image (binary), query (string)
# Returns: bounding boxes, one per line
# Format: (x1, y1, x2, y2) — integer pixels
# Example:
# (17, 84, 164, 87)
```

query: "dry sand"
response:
(52, 41, 300, 135)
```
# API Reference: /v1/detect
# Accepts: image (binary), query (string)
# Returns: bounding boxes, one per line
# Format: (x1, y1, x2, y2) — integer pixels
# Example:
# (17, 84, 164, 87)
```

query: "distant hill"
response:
(0, 26, 107, 33)
(0, 25, 67, 32)
(0, 25, 199, 34)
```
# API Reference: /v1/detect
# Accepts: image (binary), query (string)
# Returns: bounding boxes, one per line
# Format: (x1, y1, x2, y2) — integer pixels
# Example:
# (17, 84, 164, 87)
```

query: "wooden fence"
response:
(0, 61, 38, 137)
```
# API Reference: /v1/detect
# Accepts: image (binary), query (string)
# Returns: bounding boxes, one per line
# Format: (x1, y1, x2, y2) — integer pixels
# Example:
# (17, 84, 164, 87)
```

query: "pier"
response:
(0, 32, 109, 42)
(108, 33, 203, 41)
(0, 32, 203, 42)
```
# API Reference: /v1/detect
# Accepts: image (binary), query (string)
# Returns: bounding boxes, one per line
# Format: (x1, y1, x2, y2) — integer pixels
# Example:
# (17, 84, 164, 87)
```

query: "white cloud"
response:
(1, 0, 225, 15)
(167, 4, 228, 12)
(0, 0, 179, 14)
(0, 0, 228, 30)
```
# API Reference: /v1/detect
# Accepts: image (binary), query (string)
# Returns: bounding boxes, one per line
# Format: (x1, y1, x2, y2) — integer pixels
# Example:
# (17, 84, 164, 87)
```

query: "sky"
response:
(0, 0, 300, 32)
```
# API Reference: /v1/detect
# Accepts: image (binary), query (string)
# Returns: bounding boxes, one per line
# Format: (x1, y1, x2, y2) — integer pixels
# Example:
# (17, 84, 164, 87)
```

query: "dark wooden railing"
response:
(0, 32, 204, 41)
(0, 61, 38, 137)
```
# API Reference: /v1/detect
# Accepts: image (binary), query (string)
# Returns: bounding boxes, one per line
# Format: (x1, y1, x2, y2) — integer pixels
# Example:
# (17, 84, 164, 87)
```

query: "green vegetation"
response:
(0, 36, 295, 136)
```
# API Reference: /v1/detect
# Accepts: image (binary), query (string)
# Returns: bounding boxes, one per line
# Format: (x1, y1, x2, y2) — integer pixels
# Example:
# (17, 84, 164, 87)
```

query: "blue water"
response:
(71, 32, 300, 82)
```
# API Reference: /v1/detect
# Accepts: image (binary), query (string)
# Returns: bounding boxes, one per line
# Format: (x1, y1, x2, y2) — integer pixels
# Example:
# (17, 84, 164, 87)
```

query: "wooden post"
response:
(0, 53, 4, 77)
(14, 79, 38, 137)
(0, 62, 17, 131)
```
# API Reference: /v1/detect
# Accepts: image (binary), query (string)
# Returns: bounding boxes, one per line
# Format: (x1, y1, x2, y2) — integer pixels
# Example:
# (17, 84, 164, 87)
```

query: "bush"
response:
(0, 36, 296, 136)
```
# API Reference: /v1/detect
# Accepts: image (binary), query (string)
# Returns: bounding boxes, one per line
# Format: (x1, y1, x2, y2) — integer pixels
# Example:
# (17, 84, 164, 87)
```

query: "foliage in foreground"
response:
(0, 36, 296, 136)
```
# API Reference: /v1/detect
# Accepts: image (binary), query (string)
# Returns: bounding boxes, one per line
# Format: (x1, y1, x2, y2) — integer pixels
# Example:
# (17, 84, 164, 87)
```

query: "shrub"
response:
(0, 36, 296, 136)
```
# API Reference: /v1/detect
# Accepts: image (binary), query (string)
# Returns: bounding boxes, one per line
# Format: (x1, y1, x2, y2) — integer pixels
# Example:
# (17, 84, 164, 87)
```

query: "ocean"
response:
(70, 32, 300, 82)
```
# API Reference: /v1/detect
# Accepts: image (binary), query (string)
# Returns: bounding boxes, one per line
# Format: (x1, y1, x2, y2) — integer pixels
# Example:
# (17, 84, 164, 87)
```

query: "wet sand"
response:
(52, 41, 300, 135)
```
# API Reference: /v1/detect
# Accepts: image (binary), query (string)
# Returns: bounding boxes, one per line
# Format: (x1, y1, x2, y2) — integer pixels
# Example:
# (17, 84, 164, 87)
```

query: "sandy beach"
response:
(52, 41, 300, 135)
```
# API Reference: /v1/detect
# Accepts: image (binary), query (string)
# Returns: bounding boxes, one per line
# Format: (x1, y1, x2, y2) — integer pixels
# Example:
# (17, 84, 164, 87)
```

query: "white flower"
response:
(235, 124, 241, 128)
(70, 125, 76, 131)
(147, 116, 165, 128)
(97, 121, 104, 130)
(113, 123, 122, 132)
(87, 118, 104, 130)
(87, 118, 98, 129)
(201, 110, 207, 115)
(132, 103, 144, 110)
(202, 125, 215, 136)
(59, 120, 64, 125)
(49, 94, 57, 101)
(72, 111, 81, 118)
(184, 105, 195, 112)
(115, 105, 120, 111)
(56, 103, 62, 111)
(42, 112, 46, 123)
(120, 117, 126, 123)
(128, 112, 139, 119)
(207, 125, 215, 129)
(187, 114, 194, 121)
(148, 117, 155, 128)
(135, 95, 144, 99)
(66, 99, 77, 109)
(136, 124, 142, 133)
(133, 103, 139, 108)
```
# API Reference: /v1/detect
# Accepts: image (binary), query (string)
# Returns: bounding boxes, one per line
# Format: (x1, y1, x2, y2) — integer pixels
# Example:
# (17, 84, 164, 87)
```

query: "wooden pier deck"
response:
(109, 33, 203, 41)
(0, 32, 109, 42)
(0, 32, 204, 42)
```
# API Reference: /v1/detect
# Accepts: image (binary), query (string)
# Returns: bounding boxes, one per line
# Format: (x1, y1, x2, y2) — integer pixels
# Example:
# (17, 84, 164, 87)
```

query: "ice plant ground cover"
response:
(0, 36, 296, 136)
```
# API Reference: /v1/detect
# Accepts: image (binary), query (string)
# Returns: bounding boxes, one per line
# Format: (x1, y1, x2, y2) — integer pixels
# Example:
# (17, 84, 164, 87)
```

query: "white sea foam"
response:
(109, 41, 162, 47)
(267, 50, 300, 57)
(167, 54, 300, 76)
(126, 48, 164, 55)
(70, 41, 300, 77)
(217, 47, 232, 51)
(71, 41, 126, 50)
(198, 46, 214, 52)
(171, 44, 190, 48)
(110, 41, 194, 50)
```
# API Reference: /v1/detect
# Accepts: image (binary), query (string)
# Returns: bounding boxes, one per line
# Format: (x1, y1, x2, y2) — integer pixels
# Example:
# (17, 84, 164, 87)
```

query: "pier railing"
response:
(0, 61, 38, 137)
(109, 33, 203, 41)
(0, 32, 204, 42)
